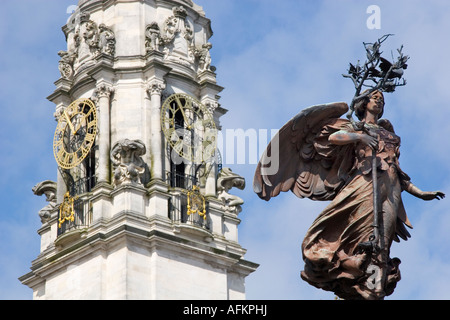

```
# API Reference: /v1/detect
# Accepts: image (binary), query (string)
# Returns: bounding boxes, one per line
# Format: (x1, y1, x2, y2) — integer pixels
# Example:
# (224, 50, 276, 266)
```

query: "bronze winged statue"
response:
(253, 90, 445, 299)
(254, 35, 446, 300)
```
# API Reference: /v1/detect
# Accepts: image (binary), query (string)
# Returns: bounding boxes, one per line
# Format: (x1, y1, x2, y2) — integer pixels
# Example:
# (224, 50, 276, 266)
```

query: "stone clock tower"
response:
(20, 0, 258, 300)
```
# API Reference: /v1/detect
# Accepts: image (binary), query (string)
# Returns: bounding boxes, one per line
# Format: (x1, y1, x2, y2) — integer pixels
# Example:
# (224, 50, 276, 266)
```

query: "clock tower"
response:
(20, 0, 258, 300)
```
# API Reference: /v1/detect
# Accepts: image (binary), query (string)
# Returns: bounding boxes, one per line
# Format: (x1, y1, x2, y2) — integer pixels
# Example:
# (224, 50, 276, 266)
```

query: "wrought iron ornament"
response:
(53, 98, 98, 169)
(343, 34, 409, 128)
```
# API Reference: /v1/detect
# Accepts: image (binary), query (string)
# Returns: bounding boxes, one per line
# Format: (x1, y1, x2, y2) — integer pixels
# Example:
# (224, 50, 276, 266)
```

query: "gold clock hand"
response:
(73, 108, 93, 135)
(63, 110, 75, 133)
(73, 113, 86, 135)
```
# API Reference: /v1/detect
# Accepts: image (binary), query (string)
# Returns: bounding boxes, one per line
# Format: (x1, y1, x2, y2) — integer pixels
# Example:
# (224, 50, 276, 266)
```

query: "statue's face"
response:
(367, 91, 385, 116)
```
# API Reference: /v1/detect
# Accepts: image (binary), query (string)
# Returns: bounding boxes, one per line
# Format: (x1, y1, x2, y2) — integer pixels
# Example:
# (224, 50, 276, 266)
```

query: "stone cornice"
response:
(21, 221, 257, 286)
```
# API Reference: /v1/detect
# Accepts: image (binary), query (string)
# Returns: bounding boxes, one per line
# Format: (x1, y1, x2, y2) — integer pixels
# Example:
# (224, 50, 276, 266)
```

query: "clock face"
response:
(161, 93, 217, 163)
(53, 98, 98, 170)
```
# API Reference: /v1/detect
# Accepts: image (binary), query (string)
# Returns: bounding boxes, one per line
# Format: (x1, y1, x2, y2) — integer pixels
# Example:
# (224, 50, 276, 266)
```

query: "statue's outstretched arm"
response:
(402, 180, 445, 201)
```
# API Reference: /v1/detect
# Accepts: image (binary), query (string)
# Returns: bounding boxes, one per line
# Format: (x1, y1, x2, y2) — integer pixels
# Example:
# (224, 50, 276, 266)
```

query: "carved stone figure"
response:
(146, 6, 201, 68)
(144, 6, 216, 73)
(57, 51, 76, 80)
(254, 93, 445, 300)
(73, 18, 99, 70)
(196, 43, 212, 72)
(32, 181, 58, 223)
(145, 22, 161, 52)
(217, 168, 245, 214)
(58, 11, 115, 80)
(98, 24, 116, 56)
(111, 139, 147, 187)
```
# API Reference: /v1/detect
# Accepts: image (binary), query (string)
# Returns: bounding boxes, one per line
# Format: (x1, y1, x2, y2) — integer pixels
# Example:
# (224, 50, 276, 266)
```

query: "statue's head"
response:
(354, 89, 385, 121)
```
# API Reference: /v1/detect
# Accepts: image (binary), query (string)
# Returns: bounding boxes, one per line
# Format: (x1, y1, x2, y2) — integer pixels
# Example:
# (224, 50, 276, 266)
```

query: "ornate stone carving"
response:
(203, 99, 219, 114)
(146, 80, 166, 96)
(98, 24, 116, 56)
(217, 168, 245, 214)
(53, 108, 64, 122)
(94, 83, 115, 99)
(195, 43, 212, 72)
(111, 139, 147, 187)
(145, 22, 161, 52)
(58, 51, 76, 80)
(144, 6, 215, 73)
(90, 83, 114, 105)
(58, 11, 116, 80)
(145, 6, 200, 68)
(32, 181, 58, 223)
(173, 5, 188, 19)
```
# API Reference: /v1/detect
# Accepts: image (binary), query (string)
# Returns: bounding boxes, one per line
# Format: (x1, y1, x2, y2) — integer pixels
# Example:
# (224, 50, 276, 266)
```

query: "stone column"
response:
(95, 83, 115, 184)
(202, 99, 220, 197)
(146, 80, 166, 181)
(54, 107, 69, 203)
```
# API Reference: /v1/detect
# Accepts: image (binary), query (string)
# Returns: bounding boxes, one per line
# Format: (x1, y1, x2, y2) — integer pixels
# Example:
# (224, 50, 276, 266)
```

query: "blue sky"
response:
(1, 0, 450, 300)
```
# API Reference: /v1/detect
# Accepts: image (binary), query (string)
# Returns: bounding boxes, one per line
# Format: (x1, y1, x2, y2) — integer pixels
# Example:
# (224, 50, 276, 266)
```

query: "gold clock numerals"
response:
(161, 93, 217, 163)
(53, 98, 98, 170)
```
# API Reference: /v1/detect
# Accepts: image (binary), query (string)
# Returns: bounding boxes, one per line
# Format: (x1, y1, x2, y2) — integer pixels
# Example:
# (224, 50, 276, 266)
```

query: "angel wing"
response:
(253, 102, 354, 201)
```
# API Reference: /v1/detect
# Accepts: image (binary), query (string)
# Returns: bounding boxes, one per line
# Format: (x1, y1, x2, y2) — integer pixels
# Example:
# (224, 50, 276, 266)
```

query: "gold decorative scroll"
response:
(58, 192, 77, 228)
(186, 186, 206, 220)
